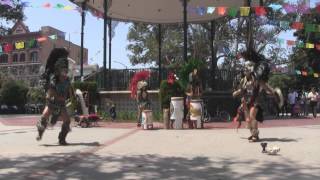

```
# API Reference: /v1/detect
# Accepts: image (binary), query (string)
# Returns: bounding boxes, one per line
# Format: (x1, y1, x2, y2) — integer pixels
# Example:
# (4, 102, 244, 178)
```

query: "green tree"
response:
(291, 2, 320, 86)
(268, 74, 295, 91)
(26, 88, 45, 104)
(0, 80, 28, 107)
(0, 0, 24, 35)
(127, 0, 289, 68)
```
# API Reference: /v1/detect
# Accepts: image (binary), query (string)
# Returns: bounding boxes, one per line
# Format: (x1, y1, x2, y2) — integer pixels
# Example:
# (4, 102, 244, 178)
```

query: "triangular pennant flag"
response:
(315, 44, 320, 51)
(196, 7, 206, 16)
(3, 43, 13, 53)
(49, 35, 57, 40)
(277, 38, 285, 45)
(240, 7, 250, 16)
(255, 6, 267, 16)
(217, 7, 227, 16)
(269, 4, 282, 11)
(55, 3, 64, 9)
(314, 73, 319, 78)
(280, 21, 290, 29)
(15, 42, 25, 50)
(291, 22, 304, 30)
(37, 37, 47, 42)
(287, 40, 296, 46)
(305, 24, 316, 33)
(306, 43, 315, 49)
(28, 39, 37, 48)
(228, 7, 237, 17)
(207, 7, 215, 14)
(297, 3, 310, 14)
(295, 70, 301, 75)
(283, 3, 297, 13)
(302, 71, 308, 76)
(64, 5, 74, 10)
(42, 3, 51, 8)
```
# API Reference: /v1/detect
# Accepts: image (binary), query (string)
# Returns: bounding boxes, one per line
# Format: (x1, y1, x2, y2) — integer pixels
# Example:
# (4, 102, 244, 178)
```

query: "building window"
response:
(30, 51, 38, 62)
(0, 54, 9, 64)
(20, 53, 26, 62)
(13, 53, 18, 63)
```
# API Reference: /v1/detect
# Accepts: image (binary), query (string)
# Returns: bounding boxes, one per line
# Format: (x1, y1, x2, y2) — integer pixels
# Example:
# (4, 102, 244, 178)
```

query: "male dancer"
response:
(233, 49, 283, 142)
(36, 48, 75, 145)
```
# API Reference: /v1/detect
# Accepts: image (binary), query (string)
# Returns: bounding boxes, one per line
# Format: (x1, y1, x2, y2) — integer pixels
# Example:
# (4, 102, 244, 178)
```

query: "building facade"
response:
(0, 21, 88, 87)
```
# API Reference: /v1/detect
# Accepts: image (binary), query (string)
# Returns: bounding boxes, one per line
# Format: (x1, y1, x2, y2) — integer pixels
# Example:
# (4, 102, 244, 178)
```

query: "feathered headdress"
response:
(45, 48, 69, 76)
(129, 70, 150, 99)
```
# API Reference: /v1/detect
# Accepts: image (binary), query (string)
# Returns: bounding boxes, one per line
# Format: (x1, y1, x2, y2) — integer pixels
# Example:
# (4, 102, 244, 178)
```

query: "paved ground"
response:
(0, 115, 320, 180)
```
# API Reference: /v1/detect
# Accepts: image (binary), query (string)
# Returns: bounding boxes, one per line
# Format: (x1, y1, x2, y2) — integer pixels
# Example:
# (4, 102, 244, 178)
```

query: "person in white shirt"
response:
(308, 87, 318, 118)
(288, 89, 298, 116)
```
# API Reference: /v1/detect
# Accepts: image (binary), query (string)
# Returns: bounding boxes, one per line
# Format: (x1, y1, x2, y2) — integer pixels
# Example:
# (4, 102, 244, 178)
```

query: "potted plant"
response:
(159, 73, 183, 129)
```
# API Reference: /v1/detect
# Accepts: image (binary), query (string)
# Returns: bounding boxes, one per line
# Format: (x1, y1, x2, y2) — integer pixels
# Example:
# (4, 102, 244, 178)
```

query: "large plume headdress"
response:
(129, 70, 151, 99)
(240, 48, 267, 64)
(45, 48, 69, 76)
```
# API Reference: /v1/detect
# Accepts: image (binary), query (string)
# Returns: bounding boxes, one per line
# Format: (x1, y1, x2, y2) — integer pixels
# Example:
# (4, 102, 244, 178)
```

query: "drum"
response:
(190, 99, 203, 128)
(142, 110, 153, 130)
(170, 97, 184, 129)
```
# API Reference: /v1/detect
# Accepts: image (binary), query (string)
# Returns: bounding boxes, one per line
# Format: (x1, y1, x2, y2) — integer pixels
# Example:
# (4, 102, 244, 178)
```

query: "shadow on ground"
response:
(41, 142, 100, 147)
(0, 153, 319, 180)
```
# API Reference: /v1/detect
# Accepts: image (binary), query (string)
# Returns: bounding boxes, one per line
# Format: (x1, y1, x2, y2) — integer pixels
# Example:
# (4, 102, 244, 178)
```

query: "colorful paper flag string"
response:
(240, 7, 250, 16)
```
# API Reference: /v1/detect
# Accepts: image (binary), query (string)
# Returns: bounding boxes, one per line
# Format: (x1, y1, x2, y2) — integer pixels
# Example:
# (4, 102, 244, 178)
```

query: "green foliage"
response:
(268, 74, 295, 91)
(0, 1, 24, 35)
(26, 88, 45, 104)
(117, 111, 136, 121)
(178, 58, 205, 89)
(0, 80, 28, 107)
(292, 5, 320, 73)
(153, 111, 162, 122)
(159, 80, 184, 109)
(127, 23, 184, 65)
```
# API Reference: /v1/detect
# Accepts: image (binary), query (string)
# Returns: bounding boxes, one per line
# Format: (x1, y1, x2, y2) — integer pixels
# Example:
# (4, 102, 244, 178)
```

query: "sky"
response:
(22, 0, 146, 69)
(18, 0, 319, 69)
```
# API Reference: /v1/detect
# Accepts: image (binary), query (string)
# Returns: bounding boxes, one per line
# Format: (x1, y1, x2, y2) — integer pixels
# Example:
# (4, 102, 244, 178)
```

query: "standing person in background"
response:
(301, 87, 309, 117)
(308, 87, 318, 118)
(288, 89, 298, 117)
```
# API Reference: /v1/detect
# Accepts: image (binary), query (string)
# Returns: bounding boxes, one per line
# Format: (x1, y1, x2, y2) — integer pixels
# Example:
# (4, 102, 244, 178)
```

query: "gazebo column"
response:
(80, 1, 86, 80)
(158, 24, 162, 86)
(108, 18, 112, 90)
(103, 0, 108, 89)
(183, 0, 188, 62)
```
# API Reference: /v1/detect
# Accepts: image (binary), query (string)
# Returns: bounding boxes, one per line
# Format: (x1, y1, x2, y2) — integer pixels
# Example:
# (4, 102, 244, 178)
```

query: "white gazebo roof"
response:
(72, 0, 260, 24)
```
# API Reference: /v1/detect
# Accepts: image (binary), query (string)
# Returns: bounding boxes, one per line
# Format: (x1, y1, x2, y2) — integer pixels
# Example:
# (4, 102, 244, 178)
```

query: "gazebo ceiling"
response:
(71, 0, 260, 24)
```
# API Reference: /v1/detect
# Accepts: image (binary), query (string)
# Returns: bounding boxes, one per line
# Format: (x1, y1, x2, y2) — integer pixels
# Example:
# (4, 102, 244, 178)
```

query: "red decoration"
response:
(37, 37, 47, 42)
(43, 3, 51, 8)
(287, 40, 296, 46)
(3, 43, 13, 53)
(291, 22, 304, 30)
(316, 4, 320, 13)
(167, 72, 175, 85)
(301, 71, 308, 76)
(129, 71, 151, 99)
(255, 6, 267, 16)
(217, 7, 227, 16)
(316, 44, 320, 51)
